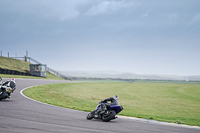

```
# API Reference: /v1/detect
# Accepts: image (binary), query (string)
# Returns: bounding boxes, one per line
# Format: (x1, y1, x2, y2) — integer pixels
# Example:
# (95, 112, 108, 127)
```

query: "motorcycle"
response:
(86, 102, 123, 122)
(0, 78, 16, 101)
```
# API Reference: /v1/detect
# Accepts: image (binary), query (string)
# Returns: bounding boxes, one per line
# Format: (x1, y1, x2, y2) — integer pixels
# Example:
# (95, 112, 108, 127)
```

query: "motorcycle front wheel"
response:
(0, 89, 7, 101)
(86, 111, 94, 120)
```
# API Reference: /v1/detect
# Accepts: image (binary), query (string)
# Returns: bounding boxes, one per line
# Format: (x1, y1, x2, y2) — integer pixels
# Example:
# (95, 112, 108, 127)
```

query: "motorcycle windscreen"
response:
(9, 81, 16, 90)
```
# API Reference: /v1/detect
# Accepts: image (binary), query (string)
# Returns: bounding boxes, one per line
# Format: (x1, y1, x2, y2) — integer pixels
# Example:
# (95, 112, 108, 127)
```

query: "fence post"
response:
(0, 51, 2, 56)
(8, 52, 9, 58)
(25, 56, 27, 62)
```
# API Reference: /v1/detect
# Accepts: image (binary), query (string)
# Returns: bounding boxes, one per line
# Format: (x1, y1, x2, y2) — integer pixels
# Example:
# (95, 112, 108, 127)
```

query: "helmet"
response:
(11, 78, 15, 83)
(113, 95, 119, 100)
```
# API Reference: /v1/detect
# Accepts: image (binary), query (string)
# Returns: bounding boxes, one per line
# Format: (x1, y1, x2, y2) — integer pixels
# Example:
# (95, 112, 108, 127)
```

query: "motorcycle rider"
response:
(0, 78, 16, 98)
(95, 95, 120, 118)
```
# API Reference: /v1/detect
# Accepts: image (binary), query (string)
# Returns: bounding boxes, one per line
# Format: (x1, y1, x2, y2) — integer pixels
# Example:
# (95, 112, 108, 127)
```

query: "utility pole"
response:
(0, 51, 2, 56)
(8, 52, 9, 58)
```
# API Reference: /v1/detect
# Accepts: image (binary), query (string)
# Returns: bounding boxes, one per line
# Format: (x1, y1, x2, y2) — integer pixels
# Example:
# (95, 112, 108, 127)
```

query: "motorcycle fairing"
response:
(110, 105, 123, 114)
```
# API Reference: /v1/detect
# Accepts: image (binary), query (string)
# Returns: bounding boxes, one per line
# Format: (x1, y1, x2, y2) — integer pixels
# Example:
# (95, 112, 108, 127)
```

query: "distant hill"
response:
(0, 56, 30, 73)
(0, 56, 63, 80)
(59, 70, 200, 81)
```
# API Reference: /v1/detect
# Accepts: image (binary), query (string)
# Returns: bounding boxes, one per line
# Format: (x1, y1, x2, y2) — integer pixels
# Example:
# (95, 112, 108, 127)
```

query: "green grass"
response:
(77, 79, 200, 84)
(24, 82, 200, 126)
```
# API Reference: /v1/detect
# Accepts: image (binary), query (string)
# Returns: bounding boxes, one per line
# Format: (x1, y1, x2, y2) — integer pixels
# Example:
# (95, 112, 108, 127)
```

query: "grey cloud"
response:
(0, 0, 200, 75)
(84, 0, 141, 16)
(168, 13, 178, 20)
(189, 14, 200, 26)
(0, 0, 89, 21)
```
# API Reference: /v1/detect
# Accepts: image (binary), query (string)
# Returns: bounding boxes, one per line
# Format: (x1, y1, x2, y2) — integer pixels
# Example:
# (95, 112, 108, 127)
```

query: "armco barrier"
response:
(0, 67, 33, 76)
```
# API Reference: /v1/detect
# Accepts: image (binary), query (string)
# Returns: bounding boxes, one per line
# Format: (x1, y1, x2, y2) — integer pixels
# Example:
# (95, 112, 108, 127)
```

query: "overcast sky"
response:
(0, 0, 200, 76)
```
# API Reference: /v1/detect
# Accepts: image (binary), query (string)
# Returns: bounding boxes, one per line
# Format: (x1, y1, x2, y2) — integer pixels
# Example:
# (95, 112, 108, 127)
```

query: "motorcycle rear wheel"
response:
(102, 110, 116, 122)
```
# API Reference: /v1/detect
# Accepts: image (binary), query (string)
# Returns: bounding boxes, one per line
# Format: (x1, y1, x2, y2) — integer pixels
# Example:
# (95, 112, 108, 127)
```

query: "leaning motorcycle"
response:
(0, 78, 16, 100)
(86, 102, 123, 122)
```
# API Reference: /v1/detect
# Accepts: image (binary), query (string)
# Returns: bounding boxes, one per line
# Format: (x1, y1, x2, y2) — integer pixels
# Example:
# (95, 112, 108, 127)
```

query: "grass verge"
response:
(23, 82, 200, 126)
(0, 56, 30, 73)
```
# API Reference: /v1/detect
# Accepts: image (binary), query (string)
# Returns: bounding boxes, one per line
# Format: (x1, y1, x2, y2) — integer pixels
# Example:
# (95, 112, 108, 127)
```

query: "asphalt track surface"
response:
(0, 78, 199, 133)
